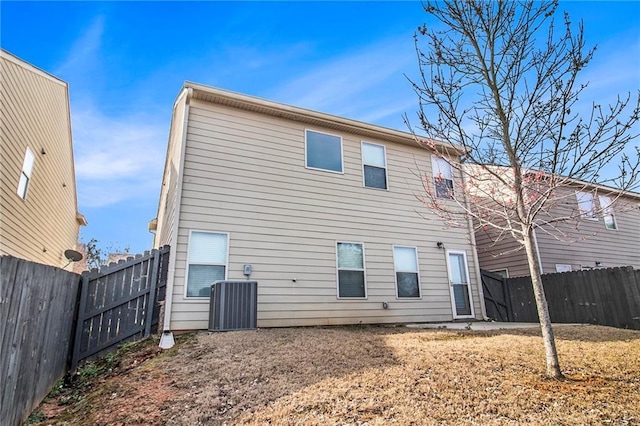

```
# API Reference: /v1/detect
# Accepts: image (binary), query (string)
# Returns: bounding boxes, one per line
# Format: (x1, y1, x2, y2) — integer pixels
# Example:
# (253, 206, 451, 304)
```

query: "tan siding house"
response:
(0, 50, 85, 268)
(473, 172, 640, 277)
(153, 83, 485, 332)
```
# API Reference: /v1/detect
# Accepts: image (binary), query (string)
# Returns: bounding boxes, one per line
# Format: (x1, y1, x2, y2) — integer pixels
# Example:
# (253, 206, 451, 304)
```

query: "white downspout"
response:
(462, 170, 489, 321)
(532, 227, 544, 274)
(160, 87, 193, 349)
(468, 218, 489, 321)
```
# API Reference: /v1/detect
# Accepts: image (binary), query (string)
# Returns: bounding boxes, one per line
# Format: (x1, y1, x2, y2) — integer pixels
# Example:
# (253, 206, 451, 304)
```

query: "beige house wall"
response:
(0, 50, 83, 268)
(153, 91, 188, 249)
(161, 94, 483, 330)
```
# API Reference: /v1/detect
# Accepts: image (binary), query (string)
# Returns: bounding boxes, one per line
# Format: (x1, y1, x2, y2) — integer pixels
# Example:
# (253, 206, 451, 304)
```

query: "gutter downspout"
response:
(462, 171, 489, 321)
(159, 86, 193, 349)
(468, 218, 489, 321)
(532, 227, 544, 274)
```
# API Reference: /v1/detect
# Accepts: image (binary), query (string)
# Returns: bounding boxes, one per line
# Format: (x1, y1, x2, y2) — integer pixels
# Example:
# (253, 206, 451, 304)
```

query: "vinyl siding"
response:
(153, 92, 187, 248)
(467, 165, 531, 277)
(471, 169, 640, 275)
(474, 226, 530, 277)
(535, 188, 640, 272)
(0, 51, 81, 268)
(168, 99, 482, 329)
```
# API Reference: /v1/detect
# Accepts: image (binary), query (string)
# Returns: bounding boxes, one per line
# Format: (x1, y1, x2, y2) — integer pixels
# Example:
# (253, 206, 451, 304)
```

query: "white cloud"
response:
(357, 99, 418, 128)
(72, 107, 166, 208)
(54, 17, 105, 78)
(52, 15, 167, 209)
(270, 37, 417, 127)
(579, 34, 640, 105)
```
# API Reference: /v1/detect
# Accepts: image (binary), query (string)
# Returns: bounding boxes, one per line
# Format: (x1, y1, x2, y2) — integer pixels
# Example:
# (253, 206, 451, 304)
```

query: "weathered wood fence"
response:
(71, 245, 169, 370)
(481, 269, 513, 322)
(482, 266, 640, 329)
(0, 256, 80, 426)
(0, 246, 169, 426)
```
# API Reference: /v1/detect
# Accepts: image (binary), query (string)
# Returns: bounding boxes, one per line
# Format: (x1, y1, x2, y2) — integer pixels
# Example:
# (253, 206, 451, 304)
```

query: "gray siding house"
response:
(152, 83, 486, 334)
(474, 174, 640, 277)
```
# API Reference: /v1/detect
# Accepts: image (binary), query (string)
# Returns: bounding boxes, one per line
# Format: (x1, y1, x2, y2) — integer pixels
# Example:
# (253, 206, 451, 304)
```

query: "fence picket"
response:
(1, 256, 81, 426)
(145, 249, 161, 337)
(70, 246, 169, 370)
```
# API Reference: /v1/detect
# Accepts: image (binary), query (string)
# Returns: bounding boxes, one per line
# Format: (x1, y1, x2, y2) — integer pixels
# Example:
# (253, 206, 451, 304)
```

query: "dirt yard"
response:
(32, 325, 640, 425)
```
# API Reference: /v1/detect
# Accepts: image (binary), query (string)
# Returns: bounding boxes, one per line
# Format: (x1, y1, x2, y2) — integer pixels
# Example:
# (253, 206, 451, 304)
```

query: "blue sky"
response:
(2, 1, 639, 254)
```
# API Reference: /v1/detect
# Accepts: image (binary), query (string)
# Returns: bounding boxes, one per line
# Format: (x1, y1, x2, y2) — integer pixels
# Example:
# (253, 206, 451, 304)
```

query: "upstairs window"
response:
(431, 156, 453, 199)
(305, 130, 343, 173)
(336, 242, 366, 298)
(393, 246, 421, 298)
(361, 142, 387, 189)
(17, 147, 35, 200)
(576, 191, 597, 219)
(186, 231, 228, 297)
(598, 195, 617, 230)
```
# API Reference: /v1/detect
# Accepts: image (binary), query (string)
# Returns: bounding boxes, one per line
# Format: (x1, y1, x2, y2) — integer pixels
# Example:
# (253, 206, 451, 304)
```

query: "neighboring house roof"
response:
(184, 82, 463, 154)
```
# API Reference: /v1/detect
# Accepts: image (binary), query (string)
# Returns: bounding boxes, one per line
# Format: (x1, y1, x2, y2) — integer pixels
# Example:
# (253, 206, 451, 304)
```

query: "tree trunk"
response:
(522, 228, 563, 379)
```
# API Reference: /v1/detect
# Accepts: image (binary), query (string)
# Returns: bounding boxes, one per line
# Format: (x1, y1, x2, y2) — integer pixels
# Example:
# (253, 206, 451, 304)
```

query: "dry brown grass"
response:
(36, 325, 640, 425)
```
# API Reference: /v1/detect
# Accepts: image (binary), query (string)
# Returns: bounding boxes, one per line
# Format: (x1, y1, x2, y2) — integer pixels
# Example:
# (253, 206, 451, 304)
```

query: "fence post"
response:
(503, 275, 513, 322)
(144, 249, 161, 338)
(70, 273, 90, 372)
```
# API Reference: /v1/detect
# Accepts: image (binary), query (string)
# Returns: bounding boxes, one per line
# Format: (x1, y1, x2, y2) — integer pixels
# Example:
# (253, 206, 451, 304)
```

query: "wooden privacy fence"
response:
(0, 256, 80, 426)
(71, 245, 169, 370)
(481, 270, 513, 322)
(0, 246, 169, 426)
(483, 266, 640, 330)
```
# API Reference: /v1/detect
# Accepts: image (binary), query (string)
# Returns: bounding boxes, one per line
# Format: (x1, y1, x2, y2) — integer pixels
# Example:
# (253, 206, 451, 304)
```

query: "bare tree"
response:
(85, 238, 131, 270)
(409, 0, 639, 378)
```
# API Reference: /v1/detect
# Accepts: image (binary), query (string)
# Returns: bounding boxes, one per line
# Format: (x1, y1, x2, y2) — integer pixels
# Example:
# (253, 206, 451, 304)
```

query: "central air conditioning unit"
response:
(208, 280, 258, 331)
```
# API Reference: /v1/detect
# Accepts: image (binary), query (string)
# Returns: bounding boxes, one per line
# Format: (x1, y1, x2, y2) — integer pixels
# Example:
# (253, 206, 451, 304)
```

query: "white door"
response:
(447, 250, 474, 318)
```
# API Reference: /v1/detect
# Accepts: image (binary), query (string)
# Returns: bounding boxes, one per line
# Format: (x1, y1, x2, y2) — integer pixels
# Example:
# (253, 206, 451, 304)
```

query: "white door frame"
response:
(445, 249, 475, 319)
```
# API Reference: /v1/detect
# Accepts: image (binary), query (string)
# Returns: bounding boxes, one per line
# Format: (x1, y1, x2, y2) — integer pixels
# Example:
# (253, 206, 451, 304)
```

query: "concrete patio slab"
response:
(406, 322, 586, 331)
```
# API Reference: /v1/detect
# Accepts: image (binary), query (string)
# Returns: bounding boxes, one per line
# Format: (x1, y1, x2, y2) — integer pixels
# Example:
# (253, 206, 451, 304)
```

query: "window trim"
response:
(555, 264, 572, 273)
(598, 195, 618, 230)
(305, 129, 344, 174)
(491, 268, 509, 278)
(17, 147, 35, 200)
(392, 245, 422, 299)
(184, 230, 230, 299)
(361, 141, 388, 190)
(576, 191, 597, 220)
(431, 155, 454, 199)
(445, 249, 475, 319)
(335, 241, 367, 299)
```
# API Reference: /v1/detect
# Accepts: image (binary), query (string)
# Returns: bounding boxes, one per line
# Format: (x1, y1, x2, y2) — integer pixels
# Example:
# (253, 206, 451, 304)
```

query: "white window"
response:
(361, 142, 387, 189)
(305, 130, 343, 173)
(555, 264, 572, 273)
(491, 269, 509, 278)
(431, 156, 453, 199)
(17, 147, 35, 199)
(336, 242, 366, 298)
(186, 231, 229, 298)
(576, 191, 597, 219)
(598, 195, 617, 230)
(393, 246, 421, 298)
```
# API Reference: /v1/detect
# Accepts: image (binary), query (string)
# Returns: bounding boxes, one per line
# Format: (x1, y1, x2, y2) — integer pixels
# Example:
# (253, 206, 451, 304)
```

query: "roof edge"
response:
(183, 81, 462, 153)
(1, 49, 68, 87)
